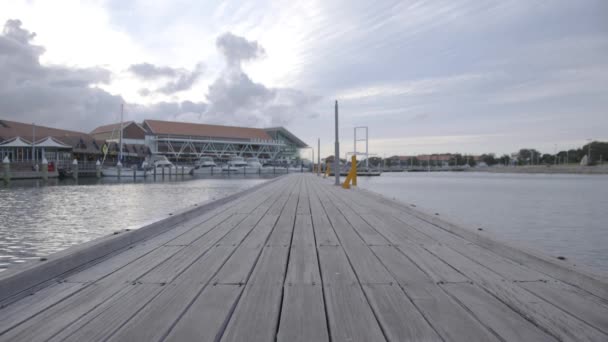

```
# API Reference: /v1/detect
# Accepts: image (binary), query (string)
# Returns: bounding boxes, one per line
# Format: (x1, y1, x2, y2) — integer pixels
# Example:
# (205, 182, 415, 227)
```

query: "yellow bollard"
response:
(342, 156, 357, 189)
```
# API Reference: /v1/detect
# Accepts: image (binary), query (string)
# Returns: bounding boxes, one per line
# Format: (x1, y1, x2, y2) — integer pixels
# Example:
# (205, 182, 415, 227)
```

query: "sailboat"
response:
(101, 104, 147, 178)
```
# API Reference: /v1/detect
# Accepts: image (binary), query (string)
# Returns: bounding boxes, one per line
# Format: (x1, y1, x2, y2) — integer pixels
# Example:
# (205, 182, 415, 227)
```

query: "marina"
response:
(1, 174, 606, 341)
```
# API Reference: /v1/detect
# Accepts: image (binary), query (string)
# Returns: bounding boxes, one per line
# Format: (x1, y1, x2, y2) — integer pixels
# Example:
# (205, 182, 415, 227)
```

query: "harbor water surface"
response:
(0, 176, 271, 271)
(358, 172, 608, 277)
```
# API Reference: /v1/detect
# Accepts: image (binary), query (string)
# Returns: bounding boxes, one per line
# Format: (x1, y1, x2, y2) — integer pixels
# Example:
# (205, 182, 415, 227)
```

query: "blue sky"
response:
(1, 0, 607, 157)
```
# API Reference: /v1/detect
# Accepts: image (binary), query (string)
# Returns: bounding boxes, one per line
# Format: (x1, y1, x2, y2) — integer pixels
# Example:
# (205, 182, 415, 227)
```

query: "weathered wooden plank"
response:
(520, 280, 608, 335)
(0, 283, 132, 342)
(362, 284, 441, 341)
(65, 212, 229, 282)
(364, 214, 469, 283)
(0, 241, 184, 341)
(277, 284, 329, 342)
(164, 285, 243, 342)
(314, 189, 397, 285)
(309, 196, 340, 246)
(442, 282, 557, 342)
(317, 246, 386, 341)
(296, 179, 310, 215)
(220, 246, 290, 342)
(427, 243, 607, 342)
(49, 283, 163, 342)
(321, 187, 390, 246)
(266, 189, 299, 246)
(370, 245, 499, 341)
(407, 283, 501, 341)
(397, 212, 549, 282)
(98, 245, 183, 284)
(164, 210, 237, 246)
(212, 183, 294, 284)
(108, 245, 234, 341)
(324, 282, 386, 342)
(285, 215, 321, 284)
(0, 282, 84, 334)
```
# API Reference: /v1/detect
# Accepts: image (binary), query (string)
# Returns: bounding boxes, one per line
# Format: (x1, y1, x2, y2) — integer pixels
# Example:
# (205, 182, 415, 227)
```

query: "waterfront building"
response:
(90, 119, 308, 164)
(0, 119, 103, 169)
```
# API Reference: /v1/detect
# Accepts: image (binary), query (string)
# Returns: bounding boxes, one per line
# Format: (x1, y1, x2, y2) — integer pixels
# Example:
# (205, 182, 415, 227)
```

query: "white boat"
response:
(244, 157, 275, 174)
(192, 157, 220, 175)
(288, 165, 306, 173)
(150, 155, 192, 175)
(102, 162, 148, 178)
(223, 156, 248, 172)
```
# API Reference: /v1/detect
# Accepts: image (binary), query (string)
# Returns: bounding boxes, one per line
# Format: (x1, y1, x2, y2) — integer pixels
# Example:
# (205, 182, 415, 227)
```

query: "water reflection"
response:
(0, 175, 272, 271)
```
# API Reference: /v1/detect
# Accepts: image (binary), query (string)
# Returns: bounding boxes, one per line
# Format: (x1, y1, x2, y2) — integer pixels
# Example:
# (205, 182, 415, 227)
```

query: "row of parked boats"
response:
(101, 156, 309, 177)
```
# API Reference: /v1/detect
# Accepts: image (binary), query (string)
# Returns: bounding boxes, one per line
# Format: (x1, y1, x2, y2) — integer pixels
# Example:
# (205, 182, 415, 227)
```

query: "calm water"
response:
(358, 172, 608, 278)
(0, 176, 271, 271)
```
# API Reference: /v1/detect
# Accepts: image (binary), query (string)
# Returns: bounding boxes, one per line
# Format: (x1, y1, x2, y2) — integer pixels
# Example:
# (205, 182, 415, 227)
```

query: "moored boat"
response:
(192, 157, 219, 175)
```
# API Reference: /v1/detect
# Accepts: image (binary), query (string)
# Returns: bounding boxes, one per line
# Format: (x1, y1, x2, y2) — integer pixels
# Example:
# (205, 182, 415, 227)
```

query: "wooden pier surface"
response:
(1, 174, 607, 341)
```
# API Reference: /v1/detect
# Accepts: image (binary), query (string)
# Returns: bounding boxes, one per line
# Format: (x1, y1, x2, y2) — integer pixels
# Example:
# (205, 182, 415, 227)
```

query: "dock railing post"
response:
(72, 159, 78, 181)
(41, 157, 48, 181)
(334, 100, 340, 185)
(3, 156, 10, 184)
(117, 161, 122, 178)
(96, 160, 101, 178)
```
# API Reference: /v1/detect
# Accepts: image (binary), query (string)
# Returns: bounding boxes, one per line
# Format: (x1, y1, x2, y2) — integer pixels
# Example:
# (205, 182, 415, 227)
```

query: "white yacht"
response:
(102, 161, 148, 177)
(223, 156, 248, 172)
(245, 157, 273, 173)
(150, 155, 192, 175)
(288, 164, 306, 173)
(192, 157, 219, 175)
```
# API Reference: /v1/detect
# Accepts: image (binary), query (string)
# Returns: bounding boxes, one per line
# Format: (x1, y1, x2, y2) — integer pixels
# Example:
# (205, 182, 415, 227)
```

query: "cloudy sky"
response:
(1, 0, 607, 157)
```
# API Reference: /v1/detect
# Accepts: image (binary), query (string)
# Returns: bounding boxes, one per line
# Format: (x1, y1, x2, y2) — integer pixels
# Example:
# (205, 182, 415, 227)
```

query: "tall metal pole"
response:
(119, 103, 124, 165)
(312, 148, 314, 173)
(366, 127, 369, 169)
(334, 100, 340, 185)
(32, 123, 36, 164)
(317, 138, 320, 176)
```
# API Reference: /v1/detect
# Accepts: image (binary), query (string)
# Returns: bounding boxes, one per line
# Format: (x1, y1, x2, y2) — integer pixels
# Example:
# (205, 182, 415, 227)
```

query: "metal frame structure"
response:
(149, 135, 287, 161)
(353, 126, 370, 168)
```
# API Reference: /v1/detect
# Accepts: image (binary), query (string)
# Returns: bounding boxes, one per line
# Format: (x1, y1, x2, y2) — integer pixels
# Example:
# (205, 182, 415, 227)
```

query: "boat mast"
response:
(119, 103, 124, 164)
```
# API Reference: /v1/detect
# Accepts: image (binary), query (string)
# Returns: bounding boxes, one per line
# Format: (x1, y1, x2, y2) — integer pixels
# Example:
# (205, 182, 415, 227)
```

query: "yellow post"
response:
(324, 163, 330, 178)
(342, 155, 357, 189)
(351, 155, 357, 186)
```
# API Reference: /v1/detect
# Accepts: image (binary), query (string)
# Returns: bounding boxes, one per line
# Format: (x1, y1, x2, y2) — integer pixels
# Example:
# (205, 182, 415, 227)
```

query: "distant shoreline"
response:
(466, 164, 608, 175)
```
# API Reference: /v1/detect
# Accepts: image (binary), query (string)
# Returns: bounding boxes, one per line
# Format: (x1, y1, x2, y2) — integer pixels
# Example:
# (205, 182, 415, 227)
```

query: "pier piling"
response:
(2, 156, 9, 184)
(41, 158, 48, 181)
(71, 159, 78, 181)
(95, 160, 101, 178)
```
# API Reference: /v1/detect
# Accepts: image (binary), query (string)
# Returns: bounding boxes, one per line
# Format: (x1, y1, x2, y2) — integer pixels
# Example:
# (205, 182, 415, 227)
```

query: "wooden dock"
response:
(1, 174, 607, 341)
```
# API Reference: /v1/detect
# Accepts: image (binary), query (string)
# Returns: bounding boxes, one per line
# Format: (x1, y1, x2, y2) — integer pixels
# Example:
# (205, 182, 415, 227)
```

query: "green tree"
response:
(498, 154, 511, 165)
(480, 153, 497, 166)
